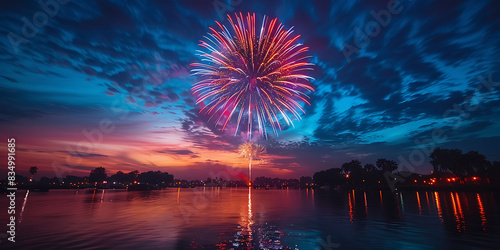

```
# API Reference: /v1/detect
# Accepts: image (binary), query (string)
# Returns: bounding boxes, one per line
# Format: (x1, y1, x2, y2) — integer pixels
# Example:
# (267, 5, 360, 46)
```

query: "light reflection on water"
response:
(2, 188, 500, 249)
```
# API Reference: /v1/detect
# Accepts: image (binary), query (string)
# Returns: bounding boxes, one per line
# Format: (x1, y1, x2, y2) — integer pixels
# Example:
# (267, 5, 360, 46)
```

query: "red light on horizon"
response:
(346, 174, 349, 178)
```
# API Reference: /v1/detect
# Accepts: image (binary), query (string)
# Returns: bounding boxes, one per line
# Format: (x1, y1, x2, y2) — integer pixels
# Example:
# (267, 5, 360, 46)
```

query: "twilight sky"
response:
(1, 0, 499, 180)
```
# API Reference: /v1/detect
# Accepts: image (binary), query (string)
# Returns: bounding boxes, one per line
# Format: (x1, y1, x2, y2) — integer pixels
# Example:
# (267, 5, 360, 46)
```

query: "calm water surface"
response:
(2, 188, 500, 249)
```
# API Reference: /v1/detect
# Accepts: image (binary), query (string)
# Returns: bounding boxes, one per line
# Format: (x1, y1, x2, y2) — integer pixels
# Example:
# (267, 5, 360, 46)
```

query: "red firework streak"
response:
(191, 12, 315, 138)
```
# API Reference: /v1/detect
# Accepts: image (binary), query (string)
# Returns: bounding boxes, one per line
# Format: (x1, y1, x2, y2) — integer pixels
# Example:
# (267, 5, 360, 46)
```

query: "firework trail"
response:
(191, 12, 314, 138)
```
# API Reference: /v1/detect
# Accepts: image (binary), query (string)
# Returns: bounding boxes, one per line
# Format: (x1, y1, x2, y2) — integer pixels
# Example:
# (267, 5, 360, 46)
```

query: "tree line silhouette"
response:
(430, 148, 499, 179)
(1, 167, 174, 190)
(313, 148, 500, 190)
(3, 148, 499, 191)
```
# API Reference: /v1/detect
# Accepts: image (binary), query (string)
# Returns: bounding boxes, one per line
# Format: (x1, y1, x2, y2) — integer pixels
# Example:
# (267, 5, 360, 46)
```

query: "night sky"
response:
(1, 0, 499, 180)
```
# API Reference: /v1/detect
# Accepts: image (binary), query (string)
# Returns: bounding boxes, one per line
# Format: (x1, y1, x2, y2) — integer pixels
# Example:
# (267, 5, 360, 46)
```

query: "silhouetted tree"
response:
(430, 148, 462, 173)
(364, 163, 376, 173)
(430, 148, 490, 179)
(137, 171, 174, 187)
(29, 166, 38, 182)
(313, 168, 344, 187)
(462, 151, 490, 178)
(109, 170, 137, 184)
(341, 160, 362, 175)
(376, 159, 398, 173)
(39, 177, 50, 185)
(89, 167, 107, 184)
(109, 171, 125, 183)
(128, 170, 139, 182)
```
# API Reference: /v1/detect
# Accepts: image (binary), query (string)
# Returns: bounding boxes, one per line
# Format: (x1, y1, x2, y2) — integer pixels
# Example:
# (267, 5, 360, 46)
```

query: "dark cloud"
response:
(1, 75, 18, 83)
(68, 153, 108, 158)
(157, 149, 195, 155)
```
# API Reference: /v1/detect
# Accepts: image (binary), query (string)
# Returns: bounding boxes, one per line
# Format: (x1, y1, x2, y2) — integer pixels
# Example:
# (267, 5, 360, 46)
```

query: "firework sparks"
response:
(239, 142, 266, 160)
(238, 142, 266, 184)
(191, 12, 314, 138)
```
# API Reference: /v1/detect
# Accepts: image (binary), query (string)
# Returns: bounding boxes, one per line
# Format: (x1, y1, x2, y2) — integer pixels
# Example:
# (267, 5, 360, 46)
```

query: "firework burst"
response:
(238, 142, 266, 184)
(191, 12, 315, 138)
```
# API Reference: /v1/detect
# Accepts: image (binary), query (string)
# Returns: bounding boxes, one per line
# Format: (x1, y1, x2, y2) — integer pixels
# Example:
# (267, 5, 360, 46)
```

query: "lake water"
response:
(2, 188, 500, 249)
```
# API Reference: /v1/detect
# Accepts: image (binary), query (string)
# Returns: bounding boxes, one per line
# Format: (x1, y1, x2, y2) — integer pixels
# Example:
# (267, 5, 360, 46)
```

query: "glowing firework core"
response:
(191, 12, 315, 138)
